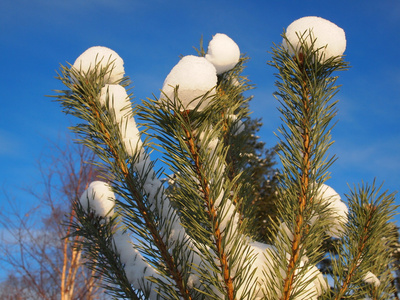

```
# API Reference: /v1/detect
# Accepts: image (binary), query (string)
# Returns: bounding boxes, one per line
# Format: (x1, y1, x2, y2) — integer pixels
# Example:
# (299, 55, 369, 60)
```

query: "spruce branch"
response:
(67, 201, 141, 299)
(139, 94, 238, 299)
(179, 111, 235, 299)
(49, 25, 399, 300)
(269, 30, 349, 299)
(332, 181, 398, 299)
(53, 62, 195, 299)
(138, 55, 259, 298)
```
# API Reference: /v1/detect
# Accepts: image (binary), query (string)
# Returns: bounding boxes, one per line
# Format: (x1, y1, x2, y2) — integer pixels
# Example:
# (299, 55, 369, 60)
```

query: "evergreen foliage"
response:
(52, 19, 398, 299)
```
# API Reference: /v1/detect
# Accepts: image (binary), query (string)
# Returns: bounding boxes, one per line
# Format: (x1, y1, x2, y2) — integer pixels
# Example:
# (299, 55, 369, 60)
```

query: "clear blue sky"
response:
(0, 0, 399, 220)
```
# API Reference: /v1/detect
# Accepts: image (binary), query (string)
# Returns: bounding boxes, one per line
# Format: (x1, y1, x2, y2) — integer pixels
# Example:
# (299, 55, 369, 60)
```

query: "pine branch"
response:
(281, 55, 313, 299)
(180, 110, 235, 299)
(68, 202, 140, 299)
(139, 68, 257, 298)
(53, 63, 194, 299)
(49, 27, 399, 300)
(139, 95, 236, 298)
(332, 181, 398, 299)
(269, 29, 349, 299)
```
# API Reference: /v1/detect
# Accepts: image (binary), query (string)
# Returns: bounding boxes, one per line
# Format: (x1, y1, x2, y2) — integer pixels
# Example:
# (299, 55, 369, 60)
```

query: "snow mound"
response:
(283, 16, 346, 62)
(99, 84, 131, 120)
(317, 184, 348, 238)
(113, 230, 160, 297)
(248, 241, 327, 299)
(79, 181, 115, 217)
(99, 84, 142, 156)
(121, 118, 143, 157)
(160, 55, 217, 111)
(73, 46, 125, 83)
(205, 33, 240, 74)
(363, 271, 381, 287)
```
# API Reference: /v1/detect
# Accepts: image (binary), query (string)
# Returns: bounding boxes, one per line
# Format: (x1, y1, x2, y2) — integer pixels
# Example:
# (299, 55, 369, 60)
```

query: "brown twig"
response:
(282, 60, 312, 300)
(88, 99, 192, 300)
(334, 206, 376, 299)
(180, 111, 235, 300)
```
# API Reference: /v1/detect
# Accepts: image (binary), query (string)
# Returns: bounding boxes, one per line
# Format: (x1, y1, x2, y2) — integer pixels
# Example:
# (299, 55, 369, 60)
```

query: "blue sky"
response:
(0, 0, 399, 221)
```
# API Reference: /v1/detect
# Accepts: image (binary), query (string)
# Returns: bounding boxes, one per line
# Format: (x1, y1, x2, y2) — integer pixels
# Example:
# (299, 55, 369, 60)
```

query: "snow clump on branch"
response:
(314, 184, 348, 238)
(283, 16, 346, 62)
(160, 55, 217, 111)
(362, 271, 381, 287)
(79, 181, 115, 217)
(99, 84, 142, 156)
(248, 241, 328, 299)
(113, 230, 161, 297)
(72, 46, 125, 83)
(205, 33, 240, 75)
(100, 84, 131, 120)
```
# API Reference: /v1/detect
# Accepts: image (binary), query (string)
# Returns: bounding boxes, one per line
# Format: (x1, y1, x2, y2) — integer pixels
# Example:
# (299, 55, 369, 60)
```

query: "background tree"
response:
(0, 138, 106, 300)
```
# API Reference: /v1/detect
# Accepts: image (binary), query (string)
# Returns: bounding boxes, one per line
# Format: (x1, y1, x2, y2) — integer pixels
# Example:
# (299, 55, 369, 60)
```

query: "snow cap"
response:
(73, 46, 125, 83)
(113, 230, 159, 294)
(99, 84, 143, 156)
(79, 181, 115, 217)
(160, 55, 217, 111)
(121, 118, 143, 157)
(247, 241, 327, 299)
(113, 230, 136, 265)
(363, 271, 381, 287)
(205, 33, 240, 74)
(283, 16, 346, 62)
(317, 184, 348, 238)
(99, 84, 131, 120)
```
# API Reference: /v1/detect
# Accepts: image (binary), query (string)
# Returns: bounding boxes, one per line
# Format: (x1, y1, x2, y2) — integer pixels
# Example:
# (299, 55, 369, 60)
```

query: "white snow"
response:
(99, 84, 143, 156)
(215, 191, 239, 236)
(120, 117, 143, 156)
(301, 264, 328, 299)
(129, 153, 207, 292)
(79, 181, 115, 217)
(205, 33, 240, 75)
(316, 184, 348, 238)
(363, 271, 381, 287)
(246, 240, 275, 298)
(113, 230, 137, 265)
(99, 84, 131, 120)
(113, 230, 160, 298)
(227, 74, 242, 87)
(160, 55, 217, 111)
(133, 154, 190, 245)
(283, 16, 346, 62)
(246, 241, 327, 299)
(198, 129, 220, 157)
(72, 46, 125, 83)
(278, 222, 294, 243)
(276, 184, 348, 239)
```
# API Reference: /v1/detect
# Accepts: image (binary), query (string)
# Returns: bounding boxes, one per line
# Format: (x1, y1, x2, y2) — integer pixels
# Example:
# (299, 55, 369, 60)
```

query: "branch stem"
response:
(282, 64, 312, 300)
(335, 206, 376, 299)
(181, 111, 235, 300)
(88, 99, 192, 300)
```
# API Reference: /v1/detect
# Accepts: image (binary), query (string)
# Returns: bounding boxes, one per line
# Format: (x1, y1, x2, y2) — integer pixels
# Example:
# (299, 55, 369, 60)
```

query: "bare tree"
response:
(0, 137, 106, 300)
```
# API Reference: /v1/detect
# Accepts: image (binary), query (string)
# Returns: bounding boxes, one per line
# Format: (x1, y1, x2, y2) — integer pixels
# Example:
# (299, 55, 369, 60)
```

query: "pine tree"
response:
(52, 17, 397, 299)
